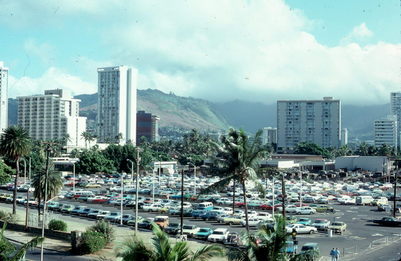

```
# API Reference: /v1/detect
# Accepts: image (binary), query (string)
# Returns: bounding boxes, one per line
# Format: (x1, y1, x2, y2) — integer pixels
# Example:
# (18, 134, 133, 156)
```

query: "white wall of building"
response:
(0, 62, 8, 133)
(97, 66, 137, 144)
(341, 128, 348, 146)
(17, 90, 86, 149)
(335, 156, 391, 173)
(374, 115, 397, 148)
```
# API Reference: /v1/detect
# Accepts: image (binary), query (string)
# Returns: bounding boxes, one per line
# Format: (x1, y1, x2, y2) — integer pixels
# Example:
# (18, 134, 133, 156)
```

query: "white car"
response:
(240, 217, 261, 227)
(182, 225, 200, 237)
(96, 210, 110, 219)
(296, 207, 316, 215)
(286, 205, 299, 213)
(207, 228, 229, 243)
(286, 224, 317, 234)
(143, 204, 164, 212)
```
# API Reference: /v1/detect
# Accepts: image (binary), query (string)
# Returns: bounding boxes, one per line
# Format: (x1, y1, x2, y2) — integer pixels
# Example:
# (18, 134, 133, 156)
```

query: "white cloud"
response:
(2, 0, 400, 105)
(341, 23, 374, 44)
(23, 39, 56, 65)
(9, 67, 96, 98)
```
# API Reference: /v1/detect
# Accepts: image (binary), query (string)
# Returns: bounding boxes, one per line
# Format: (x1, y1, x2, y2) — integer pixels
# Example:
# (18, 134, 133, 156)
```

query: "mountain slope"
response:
(8, 89, 390, 138)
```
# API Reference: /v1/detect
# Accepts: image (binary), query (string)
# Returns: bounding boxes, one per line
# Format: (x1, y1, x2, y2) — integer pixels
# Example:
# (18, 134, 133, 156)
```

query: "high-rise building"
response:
(262, 127, 277, 145)
(341, 128, 348, 146)
(390, 92, 401, 148)
(17, 89, 86, 149)
(277, 97, 341, 152)
(136, 110, 160, 144)
(97, 66, 137, 144)
(0, 62, 8, 133)
(374, 115, 397, 149)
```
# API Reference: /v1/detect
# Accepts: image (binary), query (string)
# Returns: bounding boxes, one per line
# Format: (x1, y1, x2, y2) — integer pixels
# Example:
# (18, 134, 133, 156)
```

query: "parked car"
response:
(87, 209, 101, 219)
(297, 218, 312, 226)
(60, 204, 74, 213)
(240, 217, 261, 227)
(154, 216, 169, 229)
(194, 228, 214, 240)
(182, 225, 200, 237)
(105, 212, 121, 222)
(286, 224, 317, 234)
(96, 210, 111, 220)
(311, 219, 330, 231)
(138, 218, 154, 229)
(165, 223, 181, 235)
(300, 243, 320, 260)
(224, 232, 240, 246)
(328, 221, 347, 233)
(296, 207, 316, 215)
(207, 228, 229, 243)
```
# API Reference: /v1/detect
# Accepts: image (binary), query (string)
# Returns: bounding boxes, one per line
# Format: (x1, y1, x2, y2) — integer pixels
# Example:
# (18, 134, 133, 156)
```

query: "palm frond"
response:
(10, 236, 44, 261)
(199, 175, 236, 196)
(116, 235, 155, 261)
(189, 244, 224, 261)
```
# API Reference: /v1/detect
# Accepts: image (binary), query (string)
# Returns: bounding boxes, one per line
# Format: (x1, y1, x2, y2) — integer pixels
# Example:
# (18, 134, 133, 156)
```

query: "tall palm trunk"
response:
(241, 180, 249, 233)
(232, 179, 236, 215)
(12, 158, 20, 214)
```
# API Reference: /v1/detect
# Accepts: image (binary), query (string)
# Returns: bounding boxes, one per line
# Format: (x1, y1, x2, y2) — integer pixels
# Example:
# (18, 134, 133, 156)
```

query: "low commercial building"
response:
(335, 156, 393, 174)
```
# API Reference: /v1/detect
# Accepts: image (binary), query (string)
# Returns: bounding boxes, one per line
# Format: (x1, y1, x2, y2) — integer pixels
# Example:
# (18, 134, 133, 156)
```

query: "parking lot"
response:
(1, 173, 400, 259)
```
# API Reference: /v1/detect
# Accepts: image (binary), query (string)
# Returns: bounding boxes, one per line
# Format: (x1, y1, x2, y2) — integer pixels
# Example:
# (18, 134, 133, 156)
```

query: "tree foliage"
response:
(116, 223, 224, 261)
(75, 148, 116, 174)
(294, 142, 331, 158)
(0, 161, 14, 185)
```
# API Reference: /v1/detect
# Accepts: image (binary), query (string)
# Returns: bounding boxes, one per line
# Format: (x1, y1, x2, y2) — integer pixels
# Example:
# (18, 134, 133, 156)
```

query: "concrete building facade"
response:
(390, 92, 401, 148)
(341, 128, 348, 146)
(17, 89, 86, 149)
(277, 97, 341, 151)
(136, 110, 160, 144)
(374, 115, 397, 149)
(97, 66, 137, 144)
(0, 62, 8, 133)
(262, 127, 277, 145)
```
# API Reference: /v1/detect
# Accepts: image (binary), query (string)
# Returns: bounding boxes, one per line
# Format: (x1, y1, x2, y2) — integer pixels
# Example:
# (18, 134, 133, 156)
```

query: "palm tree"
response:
(228, 216, 317, 261)
(0, 222, 44, 261)
(81, 131, 96, 149)
(203, 129, 266, 232)
(0, 126, 31, 214)
(31, 168, 63, 220)
(116, 223, 224, 261)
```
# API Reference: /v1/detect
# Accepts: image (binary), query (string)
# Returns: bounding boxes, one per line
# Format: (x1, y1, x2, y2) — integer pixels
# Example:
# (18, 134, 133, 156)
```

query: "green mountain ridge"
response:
(8, 89, 390, 139)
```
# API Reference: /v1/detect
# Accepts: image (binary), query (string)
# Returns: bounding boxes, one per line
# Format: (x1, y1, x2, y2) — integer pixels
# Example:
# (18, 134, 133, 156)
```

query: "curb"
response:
(5, 235, 70, 254)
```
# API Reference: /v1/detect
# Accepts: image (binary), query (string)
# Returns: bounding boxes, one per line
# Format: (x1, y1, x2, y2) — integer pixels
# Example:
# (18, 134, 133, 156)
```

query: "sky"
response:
(0, 0, 400, 105)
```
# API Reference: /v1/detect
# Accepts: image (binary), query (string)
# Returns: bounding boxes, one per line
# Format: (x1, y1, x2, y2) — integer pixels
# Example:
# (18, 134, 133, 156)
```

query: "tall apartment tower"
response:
(390, 92, 401, 148)
(277, 97, 341, 152)
(341, 128, 348, 146)
(136, 110, 160, 144)
(262, 127, 278, 145)
(374, 115, 397, 149)
(17, 89, 87, 149)
(0, 62, 8, 133)
(97, 66, 137, 144)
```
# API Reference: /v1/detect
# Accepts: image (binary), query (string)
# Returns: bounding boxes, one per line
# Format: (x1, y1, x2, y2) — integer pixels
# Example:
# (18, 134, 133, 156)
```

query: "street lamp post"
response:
(299, 170, 303, 207)
(72, 162, 76, 193)
(272, 177, 275, 217)
(180, 168, 184, 237)
(120, 174, 125, 225)
(127, 148, 141, 234)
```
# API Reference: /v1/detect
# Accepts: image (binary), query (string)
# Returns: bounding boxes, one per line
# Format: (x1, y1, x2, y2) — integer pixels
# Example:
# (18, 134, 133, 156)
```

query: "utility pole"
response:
(281, 173, 286, 219)
(40, 144, 52, 261)
(393, 162, 399, 218)
(180, 168, 184, 237)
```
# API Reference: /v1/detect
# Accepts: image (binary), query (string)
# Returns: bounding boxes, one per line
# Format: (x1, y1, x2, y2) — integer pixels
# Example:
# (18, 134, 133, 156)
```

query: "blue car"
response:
(297, 218, 312, 225)
(192, 210, 207, 219)
(200, 210, 222, 221)
(194, 228, 213, 240)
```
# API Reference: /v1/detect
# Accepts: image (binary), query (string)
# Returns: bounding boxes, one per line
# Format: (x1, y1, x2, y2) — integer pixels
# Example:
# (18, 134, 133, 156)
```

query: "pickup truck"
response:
(372, 217, 401, 227)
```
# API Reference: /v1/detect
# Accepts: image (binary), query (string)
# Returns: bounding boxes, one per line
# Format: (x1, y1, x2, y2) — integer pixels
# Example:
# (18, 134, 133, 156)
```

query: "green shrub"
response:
(89, 220, 114, 243)
(0, 210, 17, 223)
(48, 219, 67, 231)
(78, 231, 106, 254)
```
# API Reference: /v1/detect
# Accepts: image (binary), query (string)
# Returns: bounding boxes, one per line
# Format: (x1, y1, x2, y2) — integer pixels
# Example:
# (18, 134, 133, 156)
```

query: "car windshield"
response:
(154, 218, 166, 222)
(183, 225, 194, 229)
(315, 220, 325, 223)
(331, 222, 342, 226)
(199, 228, 210, 232)
(213, 231, 224, 235)
(169, 223, 179, 227)
(302, 246, 315, 251)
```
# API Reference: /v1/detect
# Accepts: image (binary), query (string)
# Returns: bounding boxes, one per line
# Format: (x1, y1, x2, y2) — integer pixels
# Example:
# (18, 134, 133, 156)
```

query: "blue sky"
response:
(1, 0, 400, 105)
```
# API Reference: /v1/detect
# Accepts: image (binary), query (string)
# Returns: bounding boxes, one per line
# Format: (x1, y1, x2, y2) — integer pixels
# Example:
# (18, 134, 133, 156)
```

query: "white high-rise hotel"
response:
(0, 62, 8, 133)
(17, 89, 86, 149)
(277, 97, 341, 151)
(97, 66, 137, 144)
(390, 92, 401, 149)
(374, 115, 397, 149)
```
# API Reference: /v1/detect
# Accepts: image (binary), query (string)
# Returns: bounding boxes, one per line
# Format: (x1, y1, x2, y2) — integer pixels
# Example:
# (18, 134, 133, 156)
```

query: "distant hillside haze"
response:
(8, 89, 390, 139)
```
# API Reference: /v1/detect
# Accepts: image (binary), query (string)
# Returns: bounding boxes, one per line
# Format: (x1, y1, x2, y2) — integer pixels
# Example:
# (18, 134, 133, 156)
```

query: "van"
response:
(154, 216, 169, 228)
(198, 202, 214, 211)
(373, 197, 388, 206)
(355, 196, 374, 205)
